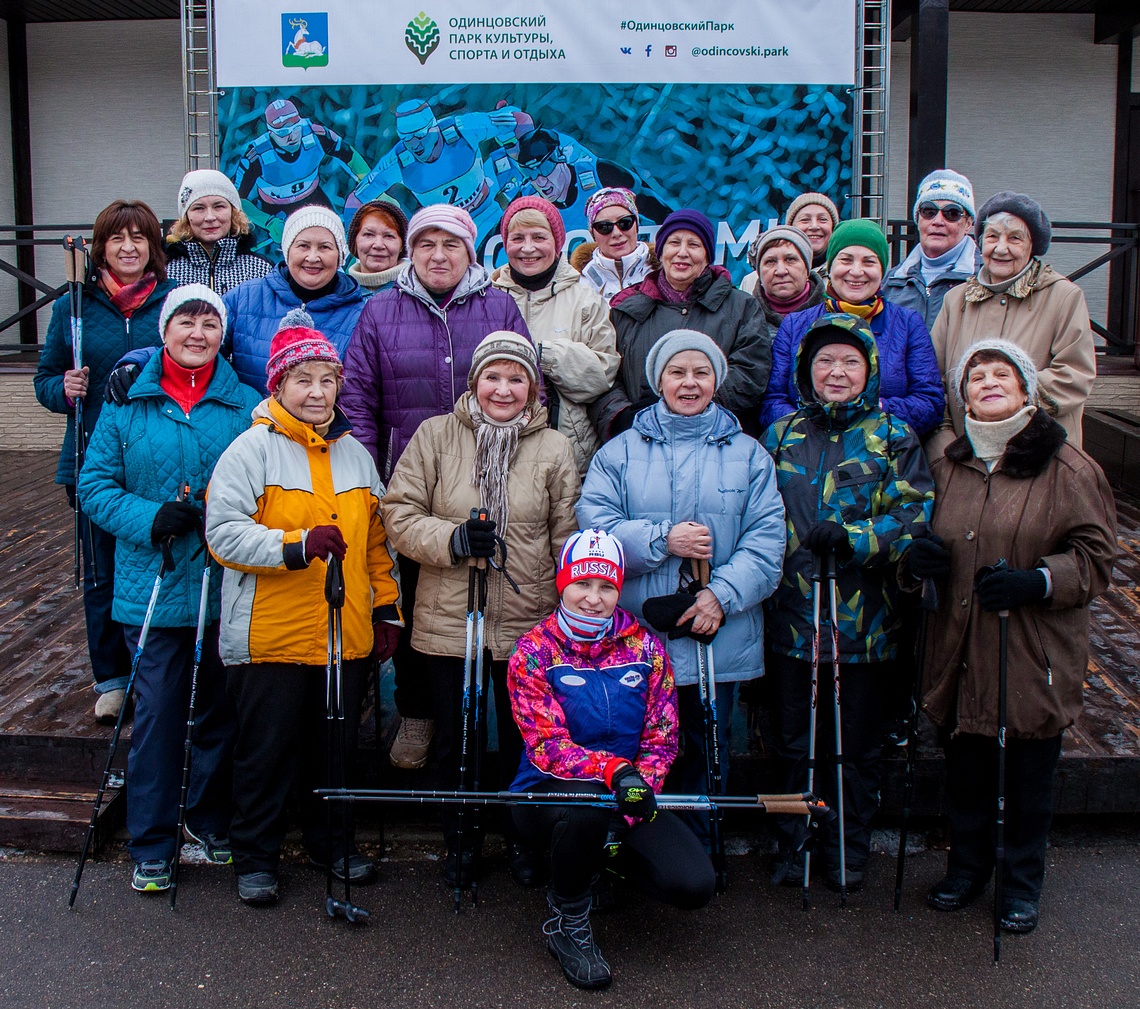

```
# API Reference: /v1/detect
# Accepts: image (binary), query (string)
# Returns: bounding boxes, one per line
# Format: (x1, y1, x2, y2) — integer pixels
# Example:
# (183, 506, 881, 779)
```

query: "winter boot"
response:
(543, 891, 612, 990)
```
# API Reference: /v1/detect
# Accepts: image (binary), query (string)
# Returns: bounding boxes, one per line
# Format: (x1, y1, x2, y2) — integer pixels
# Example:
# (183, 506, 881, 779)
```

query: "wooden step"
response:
(0, 775, 124, 853)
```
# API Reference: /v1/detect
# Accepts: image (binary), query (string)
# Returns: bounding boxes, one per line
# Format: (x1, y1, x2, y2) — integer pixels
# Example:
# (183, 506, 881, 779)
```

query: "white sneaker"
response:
(389, 717, 434, 769)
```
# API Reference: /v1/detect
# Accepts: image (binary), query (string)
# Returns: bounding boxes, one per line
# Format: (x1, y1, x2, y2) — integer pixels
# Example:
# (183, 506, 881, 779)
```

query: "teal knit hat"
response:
(826, 219, 890, 273)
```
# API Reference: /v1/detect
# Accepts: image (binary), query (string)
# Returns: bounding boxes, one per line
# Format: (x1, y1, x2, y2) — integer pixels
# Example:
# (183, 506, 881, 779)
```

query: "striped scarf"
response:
(468, 397, 532, 538)
(824, 288, 885, 321)
(99, 269, 157, 318)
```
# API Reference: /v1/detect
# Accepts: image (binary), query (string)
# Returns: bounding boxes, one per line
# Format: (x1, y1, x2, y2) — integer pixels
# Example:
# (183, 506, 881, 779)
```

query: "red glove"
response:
(373, 622, 402, 662)
(304, 525, 347, 563)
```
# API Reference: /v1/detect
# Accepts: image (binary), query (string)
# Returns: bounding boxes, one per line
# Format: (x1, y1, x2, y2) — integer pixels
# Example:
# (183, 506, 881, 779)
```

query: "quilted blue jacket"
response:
(77, 349, 261, 627)
(759, 300, 945, 438)
(34, 278, 177, 485)
(223, 262, 366, 394)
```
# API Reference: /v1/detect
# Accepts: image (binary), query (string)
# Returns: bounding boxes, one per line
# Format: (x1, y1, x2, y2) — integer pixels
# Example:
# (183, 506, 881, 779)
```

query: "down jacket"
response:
(34, 277, 177, 485)
(929, 261, 1096, 447)
(381, 394, 580, 660)
(761, 300, 945, 438)
(340, 264, 531, 482)
(77, 350, 260, 628)
(577, 400, 786, 686)
(223, 262, 366, 394)
(589, 267, 773, 439)
(205, 398, 401, 666)
(882, 236, 981, 332)
(492, 259, 619, 475)
(920, 409, 1116, 740)
(165, 234, 273, 295)
(761, 323, 934, 664)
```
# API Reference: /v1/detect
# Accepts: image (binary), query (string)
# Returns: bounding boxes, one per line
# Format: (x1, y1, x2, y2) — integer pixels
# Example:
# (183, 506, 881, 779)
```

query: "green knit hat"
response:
(826, 219, 890, 273)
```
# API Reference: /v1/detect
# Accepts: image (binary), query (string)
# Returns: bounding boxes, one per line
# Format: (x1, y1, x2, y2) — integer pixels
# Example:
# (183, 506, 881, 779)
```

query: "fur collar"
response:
(944, 406, 1067, 478)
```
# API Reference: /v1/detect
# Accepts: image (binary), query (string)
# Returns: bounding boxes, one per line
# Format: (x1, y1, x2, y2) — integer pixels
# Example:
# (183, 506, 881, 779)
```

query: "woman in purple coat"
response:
(340, 203, 531, 788)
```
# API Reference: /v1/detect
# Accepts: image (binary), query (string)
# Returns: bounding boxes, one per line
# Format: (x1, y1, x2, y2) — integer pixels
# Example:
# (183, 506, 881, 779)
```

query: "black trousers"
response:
(943, 732, 1063, 901)
(226, 658, 369, 875)
(427, 652, 523, 848)
(392, 556, 434, 720)
(513, 780, 716, 908)
(769, 652, 885, 868)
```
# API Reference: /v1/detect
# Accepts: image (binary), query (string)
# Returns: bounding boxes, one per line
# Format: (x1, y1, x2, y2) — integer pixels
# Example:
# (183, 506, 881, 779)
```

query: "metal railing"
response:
(887, 219, 1140, 356)
(0, 225, 92, 353)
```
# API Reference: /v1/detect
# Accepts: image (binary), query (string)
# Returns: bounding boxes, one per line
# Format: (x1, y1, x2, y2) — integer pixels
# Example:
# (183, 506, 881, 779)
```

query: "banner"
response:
(214, 1, 856, 274)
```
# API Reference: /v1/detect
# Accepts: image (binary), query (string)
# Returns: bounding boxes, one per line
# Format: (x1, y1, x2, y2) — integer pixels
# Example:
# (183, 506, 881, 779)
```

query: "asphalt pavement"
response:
(0, 824, 1137, 1009)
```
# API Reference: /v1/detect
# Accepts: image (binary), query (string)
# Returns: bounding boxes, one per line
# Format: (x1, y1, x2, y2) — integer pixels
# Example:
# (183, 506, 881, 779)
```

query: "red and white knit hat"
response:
(556, 529, 625, 595)
(265, 308, 342, 393)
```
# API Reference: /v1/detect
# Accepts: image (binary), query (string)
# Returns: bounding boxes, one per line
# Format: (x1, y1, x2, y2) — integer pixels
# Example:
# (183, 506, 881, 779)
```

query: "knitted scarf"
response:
(965, 405, 1036, 472)
(469, 397, 531, 537)
(825, 287, 885, 321)
(99, 269, 157, 318)
(762, 281, 816, 317)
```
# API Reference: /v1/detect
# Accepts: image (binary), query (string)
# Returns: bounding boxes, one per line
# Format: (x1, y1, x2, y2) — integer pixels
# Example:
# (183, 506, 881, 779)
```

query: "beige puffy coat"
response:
(381, 393, 580, 660)
(930, 263, 1096, 447)
(491, 260, 619, 476)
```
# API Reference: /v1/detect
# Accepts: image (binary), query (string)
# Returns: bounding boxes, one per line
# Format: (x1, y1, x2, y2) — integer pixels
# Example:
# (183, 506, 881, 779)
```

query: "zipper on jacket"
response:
(1031, 616, 1054, 685)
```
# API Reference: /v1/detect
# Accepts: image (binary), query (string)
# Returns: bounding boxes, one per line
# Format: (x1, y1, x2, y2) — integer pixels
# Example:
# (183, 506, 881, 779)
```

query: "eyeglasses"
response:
(592, 215, 637, 236)
(918, 202, 967, 223)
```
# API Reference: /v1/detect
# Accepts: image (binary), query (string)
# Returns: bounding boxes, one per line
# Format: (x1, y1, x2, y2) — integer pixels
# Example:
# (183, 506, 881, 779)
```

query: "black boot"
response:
(543, 891, 612, 990)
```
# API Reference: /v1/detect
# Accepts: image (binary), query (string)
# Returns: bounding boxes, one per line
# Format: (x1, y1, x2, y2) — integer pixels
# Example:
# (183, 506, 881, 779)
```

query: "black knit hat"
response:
(975, 191, 1051, 257)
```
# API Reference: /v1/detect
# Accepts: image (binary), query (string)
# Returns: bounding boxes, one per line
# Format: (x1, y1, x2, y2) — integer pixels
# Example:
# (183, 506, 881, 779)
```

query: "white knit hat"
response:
(951, 338, 1038, 408)
(158, 283, 227, 338)
(281, 205, 349, 265)
(177, 170, 241, 218)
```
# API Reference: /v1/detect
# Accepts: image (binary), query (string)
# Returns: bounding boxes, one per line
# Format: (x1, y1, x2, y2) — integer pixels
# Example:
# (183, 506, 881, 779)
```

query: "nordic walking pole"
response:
(64, 237, 84, 590)
(470, 536, 489, 907)
(169, 551, 211, 911)
(324, 555, 368, 925)
(69, 541, 173, 908)
(802, 555, 823, 911)
(826, 552, 847, 908)
(894, 575, 939, 912)
(696, 558, 726, 894)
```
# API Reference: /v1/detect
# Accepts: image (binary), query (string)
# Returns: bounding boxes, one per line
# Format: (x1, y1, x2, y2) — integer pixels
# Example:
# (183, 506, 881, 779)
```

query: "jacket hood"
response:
(632, 398, 741, 445)
(453, 389, 550, 435)
(611, 264, 733, 313)
(395, 260, 491, 314)
(267, 261, 363, 309)
(491, 258, 580, 299)
(792, 314, 882, 425)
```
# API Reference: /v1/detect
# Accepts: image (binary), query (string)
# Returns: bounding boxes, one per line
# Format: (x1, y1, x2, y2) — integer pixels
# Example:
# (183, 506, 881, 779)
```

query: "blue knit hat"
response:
(912, 169, 976, 221)
(655, 209, 716, 263)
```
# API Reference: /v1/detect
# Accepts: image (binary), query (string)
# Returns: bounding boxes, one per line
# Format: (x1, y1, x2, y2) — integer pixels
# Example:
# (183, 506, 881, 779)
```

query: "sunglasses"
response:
(918, 202, 967, 223)
(592, 215, 637, 236)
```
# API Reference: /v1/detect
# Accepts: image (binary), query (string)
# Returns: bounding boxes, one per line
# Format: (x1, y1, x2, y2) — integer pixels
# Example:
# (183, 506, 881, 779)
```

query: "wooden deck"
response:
(1, 450, 1138, 851)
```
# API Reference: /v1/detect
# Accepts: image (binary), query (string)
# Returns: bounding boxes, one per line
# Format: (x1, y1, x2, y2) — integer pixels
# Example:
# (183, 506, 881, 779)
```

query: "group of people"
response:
(32, 162, 1116, 991)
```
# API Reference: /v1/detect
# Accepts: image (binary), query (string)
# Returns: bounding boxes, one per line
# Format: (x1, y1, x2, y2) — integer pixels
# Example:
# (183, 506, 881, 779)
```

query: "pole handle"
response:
(468, 506, 489, 571)
(697, 557, 711, 586)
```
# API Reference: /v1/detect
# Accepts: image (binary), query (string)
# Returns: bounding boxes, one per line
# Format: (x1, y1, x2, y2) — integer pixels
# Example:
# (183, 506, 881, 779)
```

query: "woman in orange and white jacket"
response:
(206, 310, 401, 908)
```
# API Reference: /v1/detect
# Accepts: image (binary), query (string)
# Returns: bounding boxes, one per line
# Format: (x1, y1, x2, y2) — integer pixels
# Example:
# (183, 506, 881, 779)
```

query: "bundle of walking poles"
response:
(63, 236, 95, 591)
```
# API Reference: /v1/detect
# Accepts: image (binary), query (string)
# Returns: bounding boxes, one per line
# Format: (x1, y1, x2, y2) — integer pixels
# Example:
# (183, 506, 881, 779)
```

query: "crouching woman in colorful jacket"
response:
(508, 529, 715, 991)
(205, 312, 401, 907)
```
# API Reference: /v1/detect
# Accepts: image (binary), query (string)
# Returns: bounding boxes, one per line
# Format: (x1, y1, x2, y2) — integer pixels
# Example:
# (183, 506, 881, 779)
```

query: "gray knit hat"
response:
(281, 205, 349, 265)
(468, 331, 539, 389)
(645, 329, 728, 392)
(158, 282, 227, 338)
(784, 192, 840, 229)
(747, 225, 813, 273)
(975, 192, 1051, 257)
(951, 338, 1038, 408)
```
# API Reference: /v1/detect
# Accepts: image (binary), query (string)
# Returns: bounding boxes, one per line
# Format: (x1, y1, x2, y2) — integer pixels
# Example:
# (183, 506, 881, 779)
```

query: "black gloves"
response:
(104, 363, 141, 406)
(803, 521, 853, 562)
(976, 568, 1048, 612)
(611, 764, 657, 821)
(150, 501, 203, 545)
(451, 516, 496, 559)
(908, 535, 951, 579)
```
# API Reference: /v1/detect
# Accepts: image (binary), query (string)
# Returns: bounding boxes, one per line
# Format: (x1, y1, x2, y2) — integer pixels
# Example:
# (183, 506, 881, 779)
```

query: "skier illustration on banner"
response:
(344, 98, 534, 251)
(234, 97, 369, 245)
(515, 127, 674, 233)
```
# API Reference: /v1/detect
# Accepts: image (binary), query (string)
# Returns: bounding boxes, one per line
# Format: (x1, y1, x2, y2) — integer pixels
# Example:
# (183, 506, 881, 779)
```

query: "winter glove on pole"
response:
(103, 363, 141, 406)
(150, 501, 203, 545)
(976, 568, 1048, 612)
(450, 516, 497, 559)
(372, 621, 401, 663)
(803, 521, 854, 562)
(610, 764, 657, 821)
(907, 535, 951, 579)
(305, 525, 347, 563)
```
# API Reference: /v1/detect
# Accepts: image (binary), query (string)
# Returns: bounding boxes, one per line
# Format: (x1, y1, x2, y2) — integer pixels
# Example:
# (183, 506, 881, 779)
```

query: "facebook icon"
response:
(645, 44, 652, 56)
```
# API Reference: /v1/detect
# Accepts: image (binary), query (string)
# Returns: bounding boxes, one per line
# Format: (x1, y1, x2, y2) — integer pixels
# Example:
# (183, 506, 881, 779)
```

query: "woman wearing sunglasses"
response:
(883, 170, 981, 331)
(572, 188, 657, 304)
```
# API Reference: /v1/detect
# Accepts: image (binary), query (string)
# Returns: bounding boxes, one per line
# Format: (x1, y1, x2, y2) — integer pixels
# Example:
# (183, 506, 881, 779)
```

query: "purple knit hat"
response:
(500, 195, 567, 255)
(585, 187, 638, 227)
(407, 204, 478, 264)
(656, 209, 716, 263)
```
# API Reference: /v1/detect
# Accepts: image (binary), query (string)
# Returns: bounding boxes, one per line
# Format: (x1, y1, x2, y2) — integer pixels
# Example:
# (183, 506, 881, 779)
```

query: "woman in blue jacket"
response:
(577, 330, 786, 835)
(223, 205, 366, 393)
(33, 199, 178, 723)
(760, 220, 945, 438)
(78, 285, 261, 894)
